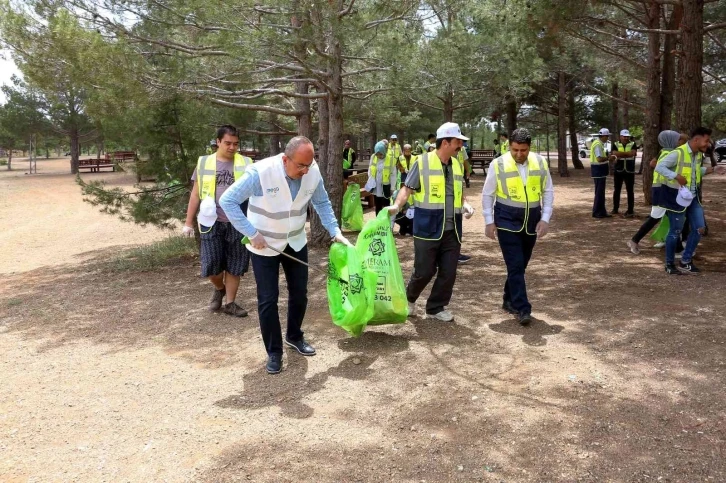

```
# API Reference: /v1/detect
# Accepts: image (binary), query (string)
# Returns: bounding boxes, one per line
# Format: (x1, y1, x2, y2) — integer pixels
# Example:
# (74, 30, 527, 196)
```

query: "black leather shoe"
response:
(266, 354, 282, 374)
(284, 337, 316, 356)
(502, 301, 518, 315)
(518, 312, 532, 326)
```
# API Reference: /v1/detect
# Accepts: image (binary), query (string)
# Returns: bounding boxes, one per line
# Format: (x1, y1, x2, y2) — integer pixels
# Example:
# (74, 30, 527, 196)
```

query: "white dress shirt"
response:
(482, 156, 555, 225)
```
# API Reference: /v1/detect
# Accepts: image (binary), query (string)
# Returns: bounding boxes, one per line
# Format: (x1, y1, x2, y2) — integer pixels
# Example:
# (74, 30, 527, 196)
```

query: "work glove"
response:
(333, 233, 354, 247)
(386, 203, 401, 217)
(181, 225, 194, 237)
(463, 202, 474, 219)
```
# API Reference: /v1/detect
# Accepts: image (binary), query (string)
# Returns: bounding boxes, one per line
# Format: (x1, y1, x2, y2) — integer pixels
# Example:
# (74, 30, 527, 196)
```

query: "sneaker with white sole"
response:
(653, 241, 665, 248)
(408, 302, 418, 318)
(627, 240, 640, 255)
(428, 310, 454, 322)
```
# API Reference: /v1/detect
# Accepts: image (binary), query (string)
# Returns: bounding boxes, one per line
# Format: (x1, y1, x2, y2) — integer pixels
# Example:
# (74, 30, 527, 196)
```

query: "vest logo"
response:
(266, 187, 280, 196)
(305, 188, 315, 196)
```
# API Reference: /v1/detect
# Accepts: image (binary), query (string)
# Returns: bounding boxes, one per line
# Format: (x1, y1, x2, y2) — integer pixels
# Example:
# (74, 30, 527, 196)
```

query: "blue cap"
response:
(374, 141, 387, 155)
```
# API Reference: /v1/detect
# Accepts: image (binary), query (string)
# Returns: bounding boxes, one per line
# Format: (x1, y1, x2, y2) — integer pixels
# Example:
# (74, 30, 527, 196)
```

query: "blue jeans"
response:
(665, 202, 704, 265)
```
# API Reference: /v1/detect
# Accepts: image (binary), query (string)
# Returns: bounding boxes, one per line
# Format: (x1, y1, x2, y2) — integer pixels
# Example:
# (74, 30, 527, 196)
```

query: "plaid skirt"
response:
(199, 221, 250, 277)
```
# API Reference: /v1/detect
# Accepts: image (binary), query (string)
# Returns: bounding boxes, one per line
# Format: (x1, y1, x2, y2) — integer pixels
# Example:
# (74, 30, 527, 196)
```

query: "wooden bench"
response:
(469, 149, 496, 174)
(78, 157, 116, 173)
(343, 171, 375, 209)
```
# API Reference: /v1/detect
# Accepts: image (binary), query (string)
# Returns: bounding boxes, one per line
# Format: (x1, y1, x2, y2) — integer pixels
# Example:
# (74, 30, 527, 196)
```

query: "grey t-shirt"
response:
(191, 159, 236, 223)
(404, 153, 455, 231)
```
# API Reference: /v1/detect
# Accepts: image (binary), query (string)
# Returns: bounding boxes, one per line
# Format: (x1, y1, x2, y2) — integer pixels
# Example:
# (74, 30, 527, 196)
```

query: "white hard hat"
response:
(620, 129, 631, 137)
(598, 128, 611, 136)
(197, 197, 218, 227)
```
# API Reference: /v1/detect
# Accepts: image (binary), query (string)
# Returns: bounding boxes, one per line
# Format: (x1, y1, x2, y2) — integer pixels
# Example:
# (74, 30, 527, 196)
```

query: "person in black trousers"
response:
(611, 129, 638, 217)
(483, 128, 554, 325)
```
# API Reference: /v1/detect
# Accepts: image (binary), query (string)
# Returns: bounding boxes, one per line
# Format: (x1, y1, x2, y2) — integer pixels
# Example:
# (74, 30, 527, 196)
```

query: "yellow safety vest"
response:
(493, 152, 548, 234)
(400, 154, 417, 172)
(412, 152, 464, 241)
(369, 153, 396, 185)
(500, 139, 510, 155)
(343, 148, 355, 169)
(197, 153, 253, 200)
(651, 148, 673, 189)
(655, 143, 702, 213)
(614, 141, 636, 173)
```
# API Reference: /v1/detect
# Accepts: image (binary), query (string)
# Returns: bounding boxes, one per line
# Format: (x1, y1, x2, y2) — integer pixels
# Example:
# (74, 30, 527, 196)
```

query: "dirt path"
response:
(0, 158, 169, 275)
(1, 163, 725, 482)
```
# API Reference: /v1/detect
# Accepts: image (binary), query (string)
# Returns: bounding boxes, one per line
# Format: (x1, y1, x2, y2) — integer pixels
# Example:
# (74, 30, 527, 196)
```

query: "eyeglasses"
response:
(289, 159, 314, 171)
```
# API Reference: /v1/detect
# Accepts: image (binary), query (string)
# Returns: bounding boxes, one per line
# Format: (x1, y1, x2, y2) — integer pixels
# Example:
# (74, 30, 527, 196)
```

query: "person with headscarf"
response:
(627, 130, 686, 255)
(365, 140, 397, 214)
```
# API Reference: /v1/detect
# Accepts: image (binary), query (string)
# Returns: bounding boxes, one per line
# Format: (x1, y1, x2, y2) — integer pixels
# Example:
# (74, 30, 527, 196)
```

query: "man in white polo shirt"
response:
(220, 136, 353, 374)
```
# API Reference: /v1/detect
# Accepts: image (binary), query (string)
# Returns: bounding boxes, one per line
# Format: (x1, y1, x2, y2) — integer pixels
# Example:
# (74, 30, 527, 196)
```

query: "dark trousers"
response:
(374, 196, 389, 214)
(407, 230, 461, 314)
(395, 215, 413, 235)
(613, 171, 635, 214)
(632, 216, 661, 244)
(498, 229, 537, 315)
(592, 177, 608, 217)
(250, 245, 308, 355)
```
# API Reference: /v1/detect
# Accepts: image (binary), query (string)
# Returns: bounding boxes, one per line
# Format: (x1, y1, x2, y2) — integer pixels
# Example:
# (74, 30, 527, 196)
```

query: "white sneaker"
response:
(428, 310, 454, 322)
(407, 302, 418, 318)
(654, 241, 665, 248)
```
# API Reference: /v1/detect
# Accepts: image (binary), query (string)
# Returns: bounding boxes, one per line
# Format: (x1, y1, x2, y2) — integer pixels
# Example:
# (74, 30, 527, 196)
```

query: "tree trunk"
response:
(325, 41, 344, 224)
(557, 72, 569, 177)
(70, 127, 80, 174)
(443, 84, 454, 122)
(268, 113, 281, 156)
(611, 82, 619, 137)
(621, 89, 630, 129)
(567, 77, 584, 169)
(7, 149, 11, 170)
(660, 5, 682, 130)
(642, 0, 663, 204)
(309, 83, 331, 247)
(675, 0, 703, 132)
(505, 98, 517, 134)
(369, 118, 377, 151)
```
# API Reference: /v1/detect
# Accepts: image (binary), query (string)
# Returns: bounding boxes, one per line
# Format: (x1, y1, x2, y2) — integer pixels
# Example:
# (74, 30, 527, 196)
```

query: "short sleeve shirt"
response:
(404, 152, 455, 231)
(191, 158, 236, 223)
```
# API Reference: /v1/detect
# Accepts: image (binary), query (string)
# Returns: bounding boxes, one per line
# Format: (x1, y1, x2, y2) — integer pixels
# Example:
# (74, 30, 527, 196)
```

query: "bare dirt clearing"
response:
(0, 157, 168, 274)
(1, 161, 725, 482)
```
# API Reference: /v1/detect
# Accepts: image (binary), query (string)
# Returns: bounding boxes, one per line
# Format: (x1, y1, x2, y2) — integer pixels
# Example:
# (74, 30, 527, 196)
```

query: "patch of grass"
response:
(5, 298, 22, 307)
(0, 160, 7, 166)
(110, 236, 197, 272)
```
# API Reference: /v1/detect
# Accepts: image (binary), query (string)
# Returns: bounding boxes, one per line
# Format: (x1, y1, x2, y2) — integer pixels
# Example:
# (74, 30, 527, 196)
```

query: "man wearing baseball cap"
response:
(611, 129, 638, 217)
(388, 122, 475, 322)
(590, 128, 611, 218)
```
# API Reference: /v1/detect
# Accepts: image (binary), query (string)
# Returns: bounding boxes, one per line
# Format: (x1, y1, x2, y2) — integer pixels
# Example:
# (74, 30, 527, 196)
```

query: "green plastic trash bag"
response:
(356, 210, 408, 325)
(651, 216, 670, 242)
(342, 183, 364, 232)
(327, 243, 376, 337)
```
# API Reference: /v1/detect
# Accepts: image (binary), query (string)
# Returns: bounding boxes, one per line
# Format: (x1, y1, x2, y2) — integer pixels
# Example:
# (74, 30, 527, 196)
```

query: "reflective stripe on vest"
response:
(494, 153, 546, 209)
(411, 152, 464, 241)
(614, 141, 636, 173)
(655, 144, 703, 213)
(412, 152, 464, 212)
(370, 153, 396, 184)
(246, 154, 321, 256)
(651, 148, 673, 189)
(590, 139, 606, 164)
(197, 153, 253, 200)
